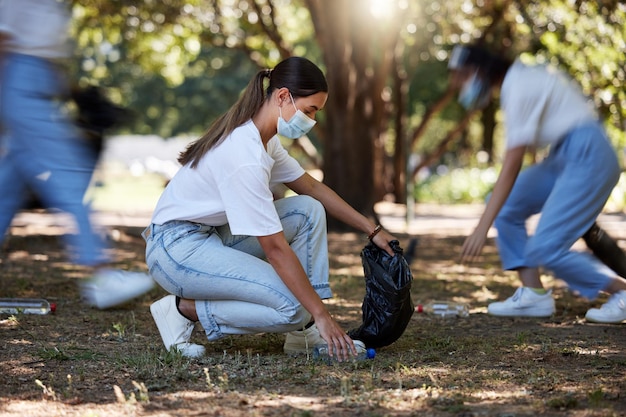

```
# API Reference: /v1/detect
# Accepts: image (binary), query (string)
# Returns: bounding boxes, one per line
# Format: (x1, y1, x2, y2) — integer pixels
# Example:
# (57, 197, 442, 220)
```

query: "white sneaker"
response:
(585, 290, 626, 324)
(81, 269, 155, 309)
(488, 287, 555, 317)
(284, 323, 326, 354)
(150, 295, 205, 358)
(352, 340, 367, 355)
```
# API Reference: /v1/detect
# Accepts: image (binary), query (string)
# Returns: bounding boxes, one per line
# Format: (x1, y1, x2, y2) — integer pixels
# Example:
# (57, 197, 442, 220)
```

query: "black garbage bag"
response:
(21, 85, 130, 210)
(348, 240, 414, 349)
(71, 85, 131, 157)
(583, 222, 626, 278)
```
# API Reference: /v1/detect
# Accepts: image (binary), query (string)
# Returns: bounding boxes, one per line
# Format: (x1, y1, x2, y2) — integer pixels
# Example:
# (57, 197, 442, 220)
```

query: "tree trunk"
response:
(392, 46, 408, 203)
(306, 0, 400, 230)
(480, 101, 496, 162)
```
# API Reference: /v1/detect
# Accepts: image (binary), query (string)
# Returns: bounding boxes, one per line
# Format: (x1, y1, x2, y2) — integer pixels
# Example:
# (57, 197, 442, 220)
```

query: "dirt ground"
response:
(0, 205, 625, 417)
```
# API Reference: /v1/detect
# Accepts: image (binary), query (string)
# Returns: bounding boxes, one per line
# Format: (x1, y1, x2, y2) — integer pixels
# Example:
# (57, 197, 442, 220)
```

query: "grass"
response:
(1, 208, 625, 416)
(88, 171, 165, 213)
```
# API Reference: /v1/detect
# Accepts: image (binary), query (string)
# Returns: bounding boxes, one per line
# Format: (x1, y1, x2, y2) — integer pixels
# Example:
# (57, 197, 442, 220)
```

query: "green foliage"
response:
(118, 48, 258, 137)
(415, 167, 497, 204)
(516, 1, 626, 150)
(68, 1, 315, 138)
(407, 60, 456, 119)
(61, 0, 626, 203)
(417, 166, 626, 211)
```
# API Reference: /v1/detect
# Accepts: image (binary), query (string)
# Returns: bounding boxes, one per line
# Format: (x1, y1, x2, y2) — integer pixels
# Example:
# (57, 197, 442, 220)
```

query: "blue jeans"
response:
(0, 53, 104, 265)
(495, 123, 621, 299)
(143, 195, 333, 341)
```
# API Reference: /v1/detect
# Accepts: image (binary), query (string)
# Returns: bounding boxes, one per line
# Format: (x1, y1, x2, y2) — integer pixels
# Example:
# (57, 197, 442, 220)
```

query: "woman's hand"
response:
(460, 146, 527, 264)
(460, 227, 488, 263)
(371, 228, 397, 257)
(313, 312, 358, 362)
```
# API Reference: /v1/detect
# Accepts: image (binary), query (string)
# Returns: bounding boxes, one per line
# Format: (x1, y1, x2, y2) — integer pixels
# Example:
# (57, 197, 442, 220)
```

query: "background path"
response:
(10, 202, 626, 253)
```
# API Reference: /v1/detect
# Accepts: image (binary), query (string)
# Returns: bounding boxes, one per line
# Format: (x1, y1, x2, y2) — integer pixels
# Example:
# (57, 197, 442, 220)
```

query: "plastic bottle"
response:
(0, 298, 56, 315)
(313, 343, 376, 364)
(415, 301, 469, 318)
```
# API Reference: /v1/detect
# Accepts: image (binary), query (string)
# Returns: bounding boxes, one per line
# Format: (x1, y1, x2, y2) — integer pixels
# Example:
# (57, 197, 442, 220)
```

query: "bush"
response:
(415, 166, 497, 204)
(416, 167, 626, 212)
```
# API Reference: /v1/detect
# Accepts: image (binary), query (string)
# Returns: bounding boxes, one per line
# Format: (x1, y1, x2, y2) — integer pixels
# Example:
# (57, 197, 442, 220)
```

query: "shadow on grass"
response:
(0, 226, 625, 417)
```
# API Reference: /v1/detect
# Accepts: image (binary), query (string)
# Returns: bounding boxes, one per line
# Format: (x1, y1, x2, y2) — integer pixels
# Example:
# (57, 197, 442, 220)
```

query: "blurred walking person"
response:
(0, 0, 154, 308)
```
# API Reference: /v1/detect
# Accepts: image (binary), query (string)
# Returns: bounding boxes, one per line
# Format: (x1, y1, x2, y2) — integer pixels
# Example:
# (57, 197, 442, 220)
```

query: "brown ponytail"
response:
(178, 70, 270, 168)
(178, 57, 327, 168)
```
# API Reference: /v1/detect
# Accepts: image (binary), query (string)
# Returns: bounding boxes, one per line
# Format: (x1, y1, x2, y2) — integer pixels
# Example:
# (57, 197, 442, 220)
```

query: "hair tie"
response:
(265, 69, 272, 78)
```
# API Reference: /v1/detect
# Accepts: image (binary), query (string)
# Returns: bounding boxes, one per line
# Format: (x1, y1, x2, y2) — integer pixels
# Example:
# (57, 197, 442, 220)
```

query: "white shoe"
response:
(283, 323, 327, 354)
(81, 269, 155, 309)
(488, 287, 555, 317)
(585, 290, 626, 324)
(150, 295, 205, 358)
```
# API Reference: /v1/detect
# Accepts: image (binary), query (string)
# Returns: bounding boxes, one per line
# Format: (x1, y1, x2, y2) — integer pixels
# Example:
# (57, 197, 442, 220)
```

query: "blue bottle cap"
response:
(366, 348, 376, 359)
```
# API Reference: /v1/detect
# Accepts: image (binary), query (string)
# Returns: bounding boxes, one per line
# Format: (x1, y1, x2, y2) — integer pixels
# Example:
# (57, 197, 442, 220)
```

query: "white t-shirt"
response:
(500, 60, 598, 150)
(151, 120, 305, 236)
(0, 0, 72, 59)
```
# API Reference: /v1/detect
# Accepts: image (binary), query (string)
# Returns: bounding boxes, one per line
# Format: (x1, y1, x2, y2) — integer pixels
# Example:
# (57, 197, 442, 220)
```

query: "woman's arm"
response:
(257, 231, 356, 360)
(460, 145, 526, 262)
(285, 172, 396, 256)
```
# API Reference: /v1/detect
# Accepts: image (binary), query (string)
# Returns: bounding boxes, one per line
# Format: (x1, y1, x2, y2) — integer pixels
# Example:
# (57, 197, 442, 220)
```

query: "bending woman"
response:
(450, 45, 626, 323)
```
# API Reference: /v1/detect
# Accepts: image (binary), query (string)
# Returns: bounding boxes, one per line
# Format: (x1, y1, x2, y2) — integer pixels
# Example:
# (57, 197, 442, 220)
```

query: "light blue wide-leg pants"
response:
(495, 123, 621, 299)
(0, 53, 104, 265)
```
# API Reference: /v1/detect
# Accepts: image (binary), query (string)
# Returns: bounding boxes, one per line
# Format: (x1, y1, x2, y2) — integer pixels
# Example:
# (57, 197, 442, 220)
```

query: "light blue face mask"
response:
(458, 71, 491, 110)
(277, 93, 316, 139)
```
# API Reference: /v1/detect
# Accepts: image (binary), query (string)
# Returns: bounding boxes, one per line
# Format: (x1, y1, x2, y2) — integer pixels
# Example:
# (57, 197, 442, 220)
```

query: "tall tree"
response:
(305, 0, 402, 226)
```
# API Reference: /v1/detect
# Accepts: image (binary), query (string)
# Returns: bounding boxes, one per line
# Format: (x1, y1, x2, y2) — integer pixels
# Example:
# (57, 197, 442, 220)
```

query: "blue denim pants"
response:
(0, 53, 104, 265)
(143, 195, 333, 341)
(495, 123, 621, 299)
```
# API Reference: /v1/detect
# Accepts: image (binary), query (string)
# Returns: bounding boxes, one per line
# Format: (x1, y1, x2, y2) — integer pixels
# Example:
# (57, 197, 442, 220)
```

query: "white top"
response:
(152, 120, 306, 236)
(500, 60, 598, 150)
(0, 0, 72, 59)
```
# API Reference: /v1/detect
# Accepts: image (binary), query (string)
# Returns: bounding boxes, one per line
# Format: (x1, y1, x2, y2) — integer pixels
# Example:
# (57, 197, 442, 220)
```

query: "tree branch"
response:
(411, 111, 477, 179)
(251, 0, 292, 59)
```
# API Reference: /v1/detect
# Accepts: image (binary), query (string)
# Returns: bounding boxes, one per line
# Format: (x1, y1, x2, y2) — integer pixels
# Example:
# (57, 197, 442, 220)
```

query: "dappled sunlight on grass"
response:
(329, 264, 364, 277)
(1, 222, 626, 416)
